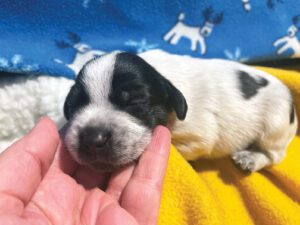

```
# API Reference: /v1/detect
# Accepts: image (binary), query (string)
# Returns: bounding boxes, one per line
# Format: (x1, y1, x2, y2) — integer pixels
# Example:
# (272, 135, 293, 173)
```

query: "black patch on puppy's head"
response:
(109, 52, 188, 128)
(238, 71, 269, 99)
(64, 70, 90, 120)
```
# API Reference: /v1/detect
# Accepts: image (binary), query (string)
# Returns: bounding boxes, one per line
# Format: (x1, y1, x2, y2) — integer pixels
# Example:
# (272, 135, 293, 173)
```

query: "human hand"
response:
(0, 117, 171, 225)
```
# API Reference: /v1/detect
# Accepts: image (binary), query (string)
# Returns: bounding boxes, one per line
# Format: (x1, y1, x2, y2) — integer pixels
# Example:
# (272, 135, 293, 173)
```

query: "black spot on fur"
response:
(290, 104, 295, 124)
(110, 52, 187, 129)
(64, 70, 90, 120)
(238, 71, 269, 99)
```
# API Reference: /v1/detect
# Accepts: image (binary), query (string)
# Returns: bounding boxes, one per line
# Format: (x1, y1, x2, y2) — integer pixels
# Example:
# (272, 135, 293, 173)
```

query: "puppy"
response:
(63, 50, 298, 172)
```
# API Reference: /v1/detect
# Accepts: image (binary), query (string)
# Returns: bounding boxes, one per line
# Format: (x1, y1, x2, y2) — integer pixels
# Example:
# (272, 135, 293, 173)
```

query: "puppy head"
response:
(63, 52, 187, 171)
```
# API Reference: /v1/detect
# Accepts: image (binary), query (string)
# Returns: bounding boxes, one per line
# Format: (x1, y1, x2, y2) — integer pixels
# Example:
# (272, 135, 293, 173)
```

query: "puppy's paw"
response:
(231, 150, 260, 172)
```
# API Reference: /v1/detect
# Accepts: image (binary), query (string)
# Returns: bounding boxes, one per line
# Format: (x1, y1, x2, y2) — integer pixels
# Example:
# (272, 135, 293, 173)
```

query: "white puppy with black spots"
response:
(63, 50, 298, 172)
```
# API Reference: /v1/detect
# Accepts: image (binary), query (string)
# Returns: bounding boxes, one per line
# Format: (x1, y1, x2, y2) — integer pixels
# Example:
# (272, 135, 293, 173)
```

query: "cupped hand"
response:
(0, 117, 171, 225)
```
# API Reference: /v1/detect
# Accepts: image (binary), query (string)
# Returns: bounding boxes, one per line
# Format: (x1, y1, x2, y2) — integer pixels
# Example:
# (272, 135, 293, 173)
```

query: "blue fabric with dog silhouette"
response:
(0, 0, 299, 78)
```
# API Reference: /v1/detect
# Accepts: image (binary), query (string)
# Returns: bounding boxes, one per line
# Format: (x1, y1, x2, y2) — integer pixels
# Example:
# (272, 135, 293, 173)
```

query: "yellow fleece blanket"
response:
(159, 67, 300, 225)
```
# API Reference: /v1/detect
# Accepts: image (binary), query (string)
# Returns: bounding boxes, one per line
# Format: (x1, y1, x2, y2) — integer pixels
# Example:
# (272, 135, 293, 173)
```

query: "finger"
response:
(50, 123, 79, 175)
(120, 126, 171, 225)
(106, 163, 135, 201)
(73, 165, 110, 189)
(50, 140, 78, 176)
(80, 188, 138, 225)
(0, 117, 59, 215)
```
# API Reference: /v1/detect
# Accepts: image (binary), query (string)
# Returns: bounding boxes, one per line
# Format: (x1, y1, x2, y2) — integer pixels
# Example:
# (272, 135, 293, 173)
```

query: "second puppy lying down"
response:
(63, 50, 297, 172)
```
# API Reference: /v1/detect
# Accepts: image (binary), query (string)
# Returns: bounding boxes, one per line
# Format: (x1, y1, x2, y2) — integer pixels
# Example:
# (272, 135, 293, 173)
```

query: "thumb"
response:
(0, 117, 59, 215)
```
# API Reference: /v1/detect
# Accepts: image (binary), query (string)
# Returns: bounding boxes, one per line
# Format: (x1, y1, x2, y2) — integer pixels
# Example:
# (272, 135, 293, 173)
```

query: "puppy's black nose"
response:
(93, 131, 110, 148)
(79, 126, 111, 153)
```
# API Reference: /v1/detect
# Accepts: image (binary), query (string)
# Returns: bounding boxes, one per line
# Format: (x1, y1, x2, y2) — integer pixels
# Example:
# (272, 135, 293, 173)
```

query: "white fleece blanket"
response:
(0, 75, 73, 151)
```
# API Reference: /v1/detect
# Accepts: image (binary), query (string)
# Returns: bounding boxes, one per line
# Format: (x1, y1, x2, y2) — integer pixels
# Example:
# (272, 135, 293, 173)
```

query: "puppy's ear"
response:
(115, 52, 187, 120)
(161, 78, 188, 120)
(64, 74, 89, 120)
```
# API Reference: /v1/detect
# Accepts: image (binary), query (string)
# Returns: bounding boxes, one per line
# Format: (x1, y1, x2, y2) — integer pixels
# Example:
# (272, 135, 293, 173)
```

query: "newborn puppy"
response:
(63, 50, 297, 172)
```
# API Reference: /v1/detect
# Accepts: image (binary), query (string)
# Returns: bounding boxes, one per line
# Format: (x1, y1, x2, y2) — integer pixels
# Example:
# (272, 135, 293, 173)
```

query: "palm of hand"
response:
(26, 166, 138, 225)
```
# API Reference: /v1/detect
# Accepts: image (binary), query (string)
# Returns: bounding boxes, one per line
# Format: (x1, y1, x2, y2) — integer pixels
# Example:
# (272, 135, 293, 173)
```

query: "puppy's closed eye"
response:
(117, 90, 149, 106)
(111, 81, 150, 107)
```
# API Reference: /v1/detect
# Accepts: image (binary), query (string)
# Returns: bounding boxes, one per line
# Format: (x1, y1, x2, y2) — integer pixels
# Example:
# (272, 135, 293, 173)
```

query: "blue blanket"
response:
(0, 0, 299, 78)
